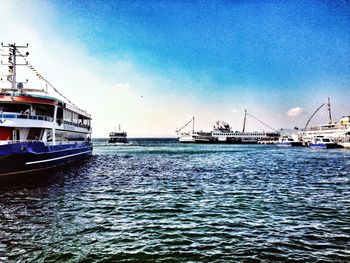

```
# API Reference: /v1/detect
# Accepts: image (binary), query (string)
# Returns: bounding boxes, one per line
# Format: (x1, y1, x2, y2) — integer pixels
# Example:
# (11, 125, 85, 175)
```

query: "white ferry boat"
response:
(211, 120, 279, 143)
(177, 117, 212, 143)
(302, 116, 350, 144)
(177, 112, 280, 144)
(178, 131, 212, 143)
(308, 136, 338, 149)
(108, 125, 127, 143)
(276, 134, 303, 147)
(0, 43, 92, 177)
(337, 131, 350, 148)
(301, 99, 350, 148)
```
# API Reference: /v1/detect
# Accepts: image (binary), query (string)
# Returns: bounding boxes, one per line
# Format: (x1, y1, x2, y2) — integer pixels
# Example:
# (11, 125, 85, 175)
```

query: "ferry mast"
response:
(327, 97, 332, 124)
(242, 109, 247, 132)
(1, 43, 29, 90)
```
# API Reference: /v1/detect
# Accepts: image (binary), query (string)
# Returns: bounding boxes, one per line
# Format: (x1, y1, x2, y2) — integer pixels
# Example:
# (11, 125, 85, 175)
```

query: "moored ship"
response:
(177, 111, 280, 144)
(300, 98, 350, 148)
(210, 120, 279, 144)
(0, 43, 92, 177)
(308, 136, 338, 149)
(276, 134, 303, 147)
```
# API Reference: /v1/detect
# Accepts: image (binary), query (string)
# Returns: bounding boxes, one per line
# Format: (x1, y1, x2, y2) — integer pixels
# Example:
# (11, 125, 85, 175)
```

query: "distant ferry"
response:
(301, 98, 350, 148)
(276, 134, 303, 147)
(177, 112, 280, 144)
(0, 43, 92, 177)
(308, 136, 338, 149)
(108, 125, 127, 143)
(302, 116, 350, 144)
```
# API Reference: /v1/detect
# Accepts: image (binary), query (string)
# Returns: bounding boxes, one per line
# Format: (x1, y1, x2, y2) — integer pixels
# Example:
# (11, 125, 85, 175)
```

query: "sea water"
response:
(0, 138, 349, 262)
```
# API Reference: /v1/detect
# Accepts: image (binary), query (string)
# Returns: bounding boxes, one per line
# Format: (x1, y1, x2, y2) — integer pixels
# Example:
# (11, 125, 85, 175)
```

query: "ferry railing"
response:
(0, 139, 91, 145)
(0, 139, 45, 145)
(63, 120, 91, 129)
(0, 113, 54, 122)
(306, 125, 348, 131)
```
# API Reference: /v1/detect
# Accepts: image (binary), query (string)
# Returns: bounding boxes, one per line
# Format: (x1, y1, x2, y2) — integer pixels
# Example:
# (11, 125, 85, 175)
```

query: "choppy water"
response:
(1, 138, 350, 262)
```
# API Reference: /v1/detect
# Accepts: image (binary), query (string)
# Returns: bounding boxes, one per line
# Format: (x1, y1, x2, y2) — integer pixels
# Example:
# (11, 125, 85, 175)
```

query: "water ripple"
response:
(0, 138, 349, 262)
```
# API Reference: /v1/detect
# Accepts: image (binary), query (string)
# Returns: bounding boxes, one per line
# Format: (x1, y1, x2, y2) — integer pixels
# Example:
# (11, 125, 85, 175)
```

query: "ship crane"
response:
(304, 98, 332, 131)
(176, 116, 195, 134)
(243, 110, 279, 133)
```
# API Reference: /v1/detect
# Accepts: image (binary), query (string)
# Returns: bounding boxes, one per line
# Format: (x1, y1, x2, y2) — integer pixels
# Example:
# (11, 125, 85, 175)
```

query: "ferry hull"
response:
(0, 142, 92, 177)
(309, 143, 338, 149)
(338, 142, 350, 148)
(108, 138, 127, 143)
(277, 142, 303, 147)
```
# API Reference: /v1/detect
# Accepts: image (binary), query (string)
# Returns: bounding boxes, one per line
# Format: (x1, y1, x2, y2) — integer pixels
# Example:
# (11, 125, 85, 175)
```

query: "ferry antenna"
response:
(0, 43, 29, 89)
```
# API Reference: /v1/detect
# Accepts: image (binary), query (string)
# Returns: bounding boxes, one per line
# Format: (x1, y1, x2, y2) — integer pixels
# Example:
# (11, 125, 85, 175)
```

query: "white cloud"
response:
(287, 107, 304, 117)
(114, 83, 131, 91)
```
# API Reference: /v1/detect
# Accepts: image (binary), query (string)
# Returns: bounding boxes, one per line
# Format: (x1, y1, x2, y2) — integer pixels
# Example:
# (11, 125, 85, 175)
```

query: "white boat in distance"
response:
(277, 134, 303, 147)
(308, 136, 338, 149)
(108, 125, 127, 143)
(301, 98, 350, 148)
(177, 111, 280, 144)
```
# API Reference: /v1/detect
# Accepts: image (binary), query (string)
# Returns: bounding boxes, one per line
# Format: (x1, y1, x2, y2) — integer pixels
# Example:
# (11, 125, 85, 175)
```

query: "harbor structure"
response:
(0, 43, 92, 177)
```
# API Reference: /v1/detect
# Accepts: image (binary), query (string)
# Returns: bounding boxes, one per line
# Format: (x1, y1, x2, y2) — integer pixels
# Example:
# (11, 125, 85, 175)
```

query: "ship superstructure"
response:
(0, 43, 92, 177)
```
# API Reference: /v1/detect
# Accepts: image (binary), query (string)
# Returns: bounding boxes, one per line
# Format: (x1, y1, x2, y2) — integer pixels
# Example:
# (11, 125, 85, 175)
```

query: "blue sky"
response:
(53, 0, 350, 86)
(1, 0, 350, 136)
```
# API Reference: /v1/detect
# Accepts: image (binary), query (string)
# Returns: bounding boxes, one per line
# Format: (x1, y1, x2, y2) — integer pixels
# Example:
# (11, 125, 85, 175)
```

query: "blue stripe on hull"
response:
(277, 143, 293, 147)
(309, 143, 338, 149)
(0, 142, 92, 177)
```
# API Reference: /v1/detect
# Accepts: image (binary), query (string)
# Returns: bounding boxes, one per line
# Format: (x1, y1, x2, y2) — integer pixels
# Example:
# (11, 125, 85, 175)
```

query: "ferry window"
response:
(78, 115, 84, 125)
(47, 129, 53, 142)
(33, 104, 54, 117)
(56, 107, 63, 124)
(72, 113, 79, 124)
(83, 118, 90, 126)
(58, 131, 86, 141)
(64, 110, 72, 123)
(0, 103, 29, 113)
(55, 131, 64, 141)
